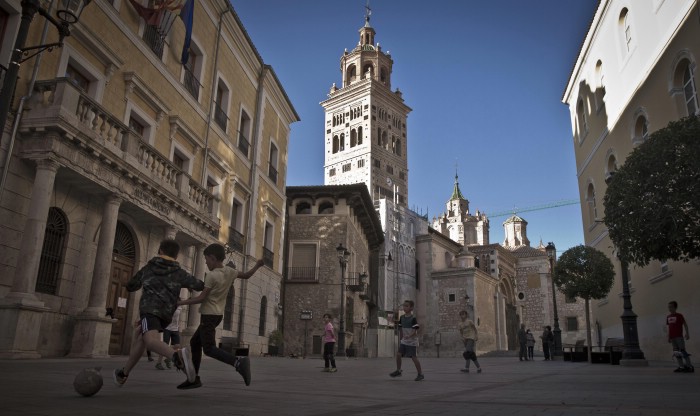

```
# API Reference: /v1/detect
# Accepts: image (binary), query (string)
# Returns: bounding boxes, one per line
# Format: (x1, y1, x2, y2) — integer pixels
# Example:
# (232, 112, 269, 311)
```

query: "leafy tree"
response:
(603, 115, 700, 266)
(553, 245, 615, 363)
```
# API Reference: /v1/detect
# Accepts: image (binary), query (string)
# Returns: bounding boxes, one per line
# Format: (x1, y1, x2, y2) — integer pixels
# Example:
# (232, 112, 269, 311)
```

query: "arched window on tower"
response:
(350, 129, 357, 148)
(296, 202, 312, 214)
(380, 67, 388, 84)
(358, 126, 363, 145)
(395, 138, 401, 156)
(332, 135, 339, 153)
(319, 201, 334, 214)
(363, 64, 374, 79)
(346, 64, 357, 86)
(339, 133, 345, 151)
(381, 131, 388, 150)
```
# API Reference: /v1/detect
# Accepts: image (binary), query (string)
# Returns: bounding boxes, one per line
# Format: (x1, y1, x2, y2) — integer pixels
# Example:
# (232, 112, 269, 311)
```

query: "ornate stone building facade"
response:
(283, 184, 383, 357)
(321, 14, 411, 207)
(563, 0, 700, 359)
(0, 0, 298, 358)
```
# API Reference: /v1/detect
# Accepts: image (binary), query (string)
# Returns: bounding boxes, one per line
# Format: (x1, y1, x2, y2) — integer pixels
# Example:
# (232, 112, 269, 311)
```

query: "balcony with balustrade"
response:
(19, 78, 220, 236)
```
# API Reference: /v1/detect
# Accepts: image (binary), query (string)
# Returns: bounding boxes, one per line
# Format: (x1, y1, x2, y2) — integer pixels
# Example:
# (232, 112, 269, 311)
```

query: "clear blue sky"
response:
(232, 0, 599, 254)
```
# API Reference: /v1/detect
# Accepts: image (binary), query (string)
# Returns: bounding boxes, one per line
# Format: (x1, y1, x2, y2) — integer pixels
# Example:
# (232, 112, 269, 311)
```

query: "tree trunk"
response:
(585, 298, 592, 363)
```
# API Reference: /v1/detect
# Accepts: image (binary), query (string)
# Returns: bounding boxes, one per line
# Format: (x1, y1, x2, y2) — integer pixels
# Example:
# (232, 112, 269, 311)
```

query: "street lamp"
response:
(545, 242, 562, 357)
(0, 0, 91, 140)
(603, 173, 647, 365)
(336, 243, 350, 357)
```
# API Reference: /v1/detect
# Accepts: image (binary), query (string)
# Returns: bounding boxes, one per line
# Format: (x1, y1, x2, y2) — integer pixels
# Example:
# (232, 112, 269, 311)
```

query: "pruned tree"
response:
(553, 245, 615, 363)
(603, 115, 700, 266)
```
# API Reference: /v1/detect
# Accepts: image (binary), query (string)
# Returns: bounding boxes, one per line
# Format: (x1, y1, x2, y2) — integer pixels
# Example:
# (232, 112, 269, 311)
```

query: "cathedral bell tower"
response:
(432, 173, 490, 246)
(321, 8, 412, 207)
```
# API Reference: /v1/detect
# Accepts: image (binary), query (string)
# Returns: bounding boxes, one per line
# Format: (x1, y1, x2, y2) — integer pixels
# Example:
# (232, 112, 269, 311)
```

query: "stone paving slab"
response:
(0, 355, 698, 416)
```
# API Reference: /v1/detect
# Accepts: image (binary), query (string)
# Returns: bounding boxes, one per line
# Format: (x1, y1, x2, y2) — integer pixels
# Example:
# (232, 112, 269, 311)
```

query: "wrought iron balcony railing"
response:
(214, 102, 228, 131)
(287, 266, 319, 282)
(262, 247, 274, 268)
(228, 227, 244, 253)
(237, 131, 250, 157)
(183, 67, 201, 99)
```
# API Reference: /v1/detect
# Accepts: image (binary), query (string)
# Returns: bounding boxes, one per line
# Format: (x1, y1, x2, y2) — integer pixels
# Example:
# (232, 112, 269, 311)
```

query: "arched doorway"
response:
(107, 221, 136, 355)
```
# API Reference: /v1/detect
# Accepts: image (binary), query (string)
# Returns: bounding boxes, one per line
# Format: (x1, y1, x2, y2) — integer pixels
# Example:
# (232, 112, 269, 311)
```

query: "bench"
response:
(563, 340, 587, 362)
(564, 338, 623, 364)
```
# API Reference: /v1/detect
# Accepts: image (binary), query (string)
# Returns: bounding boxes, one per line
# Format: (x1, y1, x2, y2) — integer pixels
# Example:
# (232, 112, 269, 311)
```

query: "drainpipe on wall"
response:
(236, 64, 267, 343)
(199, 5, 230, 183)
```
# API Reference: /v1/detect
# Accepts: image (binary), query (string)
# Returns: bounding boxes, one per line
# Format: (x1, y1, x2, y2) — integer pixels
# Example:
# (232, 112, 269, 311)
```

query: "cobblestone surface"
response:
(1, 355, 698, 415)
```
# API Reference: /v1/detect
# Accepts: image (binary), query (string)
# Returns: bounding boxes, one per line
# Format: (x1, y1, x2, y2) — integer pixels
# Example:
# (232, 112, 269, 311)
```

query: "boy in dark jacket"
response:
(114, 239, 204, 387)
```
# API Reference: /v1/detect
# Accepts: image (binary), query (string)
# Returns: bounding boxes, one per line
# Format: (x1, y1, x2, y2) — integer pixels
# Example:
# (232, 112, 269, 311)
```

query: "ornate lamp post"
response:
(336, 243, 350, 357)
(545, 242, 562, 357)
(616, 255, 647, 365)
(0, 0, 91, 136)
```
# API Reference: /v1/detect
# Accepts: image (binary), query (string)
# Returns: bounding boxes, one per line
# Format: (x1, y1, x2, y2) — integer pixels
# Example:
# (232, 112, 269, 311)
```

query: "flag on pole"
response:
(180, 0, 194, 65)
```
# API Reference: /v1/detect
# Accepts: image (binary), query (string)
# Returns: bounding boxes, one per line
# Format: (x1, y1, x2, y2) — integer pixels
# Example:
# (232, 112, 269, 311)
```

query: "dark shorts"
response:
(163, 329, 181, 345)
(139, 314, 169, 335)
(398, 344, 417, 358)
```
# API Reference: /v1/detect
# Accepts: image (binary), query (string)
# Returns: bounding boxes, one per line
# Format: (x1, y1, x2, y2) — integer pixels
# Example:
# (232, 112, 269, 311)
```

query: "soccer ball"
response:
(73, 367, 103, 397)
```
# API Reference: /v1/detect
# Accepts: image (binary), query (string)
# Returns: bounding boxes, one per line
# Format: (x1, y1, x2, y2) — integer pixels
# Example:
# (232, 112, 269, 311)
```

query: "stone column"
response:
(68, 195, 122, 357)
(69, 206, 101, 314)
(0, 159, 59, 358)
(181, 243, 206, 346)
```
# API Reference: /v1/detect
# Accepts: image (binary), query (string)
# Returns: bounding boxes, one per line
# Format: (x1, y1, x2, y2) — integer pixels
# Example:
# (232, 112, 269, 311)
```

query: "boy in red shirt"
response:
(667, 301, 693, 373)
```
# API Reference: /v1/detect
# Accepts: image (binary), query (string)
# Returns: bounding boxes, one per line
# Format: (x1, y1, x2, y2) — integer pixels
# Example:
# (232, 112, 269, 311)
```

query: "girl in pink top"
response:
(322, 314, 337, 372)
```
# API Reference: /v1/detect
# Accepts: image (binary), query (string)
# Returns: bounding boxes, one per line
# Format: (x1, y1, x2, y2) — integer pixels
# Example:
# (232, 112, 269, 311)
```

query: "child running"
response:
(177, 243, 265, 389)
(113, 239, 204, 387)
(389, 300, 424, 381)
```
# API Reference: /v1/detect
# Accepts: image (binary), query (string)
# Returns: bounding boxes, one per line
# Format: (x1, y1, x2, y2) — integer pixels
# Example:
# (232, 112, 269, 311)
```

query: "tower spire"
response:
(365, 0, 372, 25)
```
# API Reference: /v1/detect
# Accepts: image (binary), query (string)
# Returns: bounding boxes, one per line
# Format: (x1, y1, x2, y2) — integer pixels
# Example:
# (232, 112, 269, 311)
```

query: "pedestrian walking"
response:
(458, 310, 482, 373)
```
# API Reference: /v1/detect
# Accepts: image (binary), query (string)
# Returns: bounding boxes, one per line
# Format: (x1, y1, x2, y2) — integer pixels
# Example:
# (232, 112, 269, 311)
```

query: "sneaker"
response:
(177, 376, 202, 390)
(415, 374, 425, 381)
(164, 358, 172, 369)
(389, 370, 402, 377)
(113, 368, 128, 387)
(460, 368, 469, 373)
(321, 368, 330, 372)
(155, 362, 165, 370)
(477, 368, 482, 373)
(329, 368, 338, 373)
(683, 366, 695, 373)
(674, 367, 685, 373)
(174, 348, 196, 382)
(235, 357, 251, 386)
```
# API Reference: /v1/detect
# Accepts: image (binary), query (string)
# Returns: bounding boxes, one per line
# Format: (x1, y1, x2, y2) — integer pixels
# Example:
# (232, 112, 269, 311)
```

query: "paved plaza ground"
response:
(1, 354, 698, 416)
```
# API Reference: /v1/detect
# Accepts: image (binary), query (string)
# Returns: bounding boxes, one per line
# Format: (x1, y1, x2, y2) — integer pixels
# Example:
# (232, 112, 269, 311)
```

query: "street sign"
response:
(300, 310, 313, 320)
